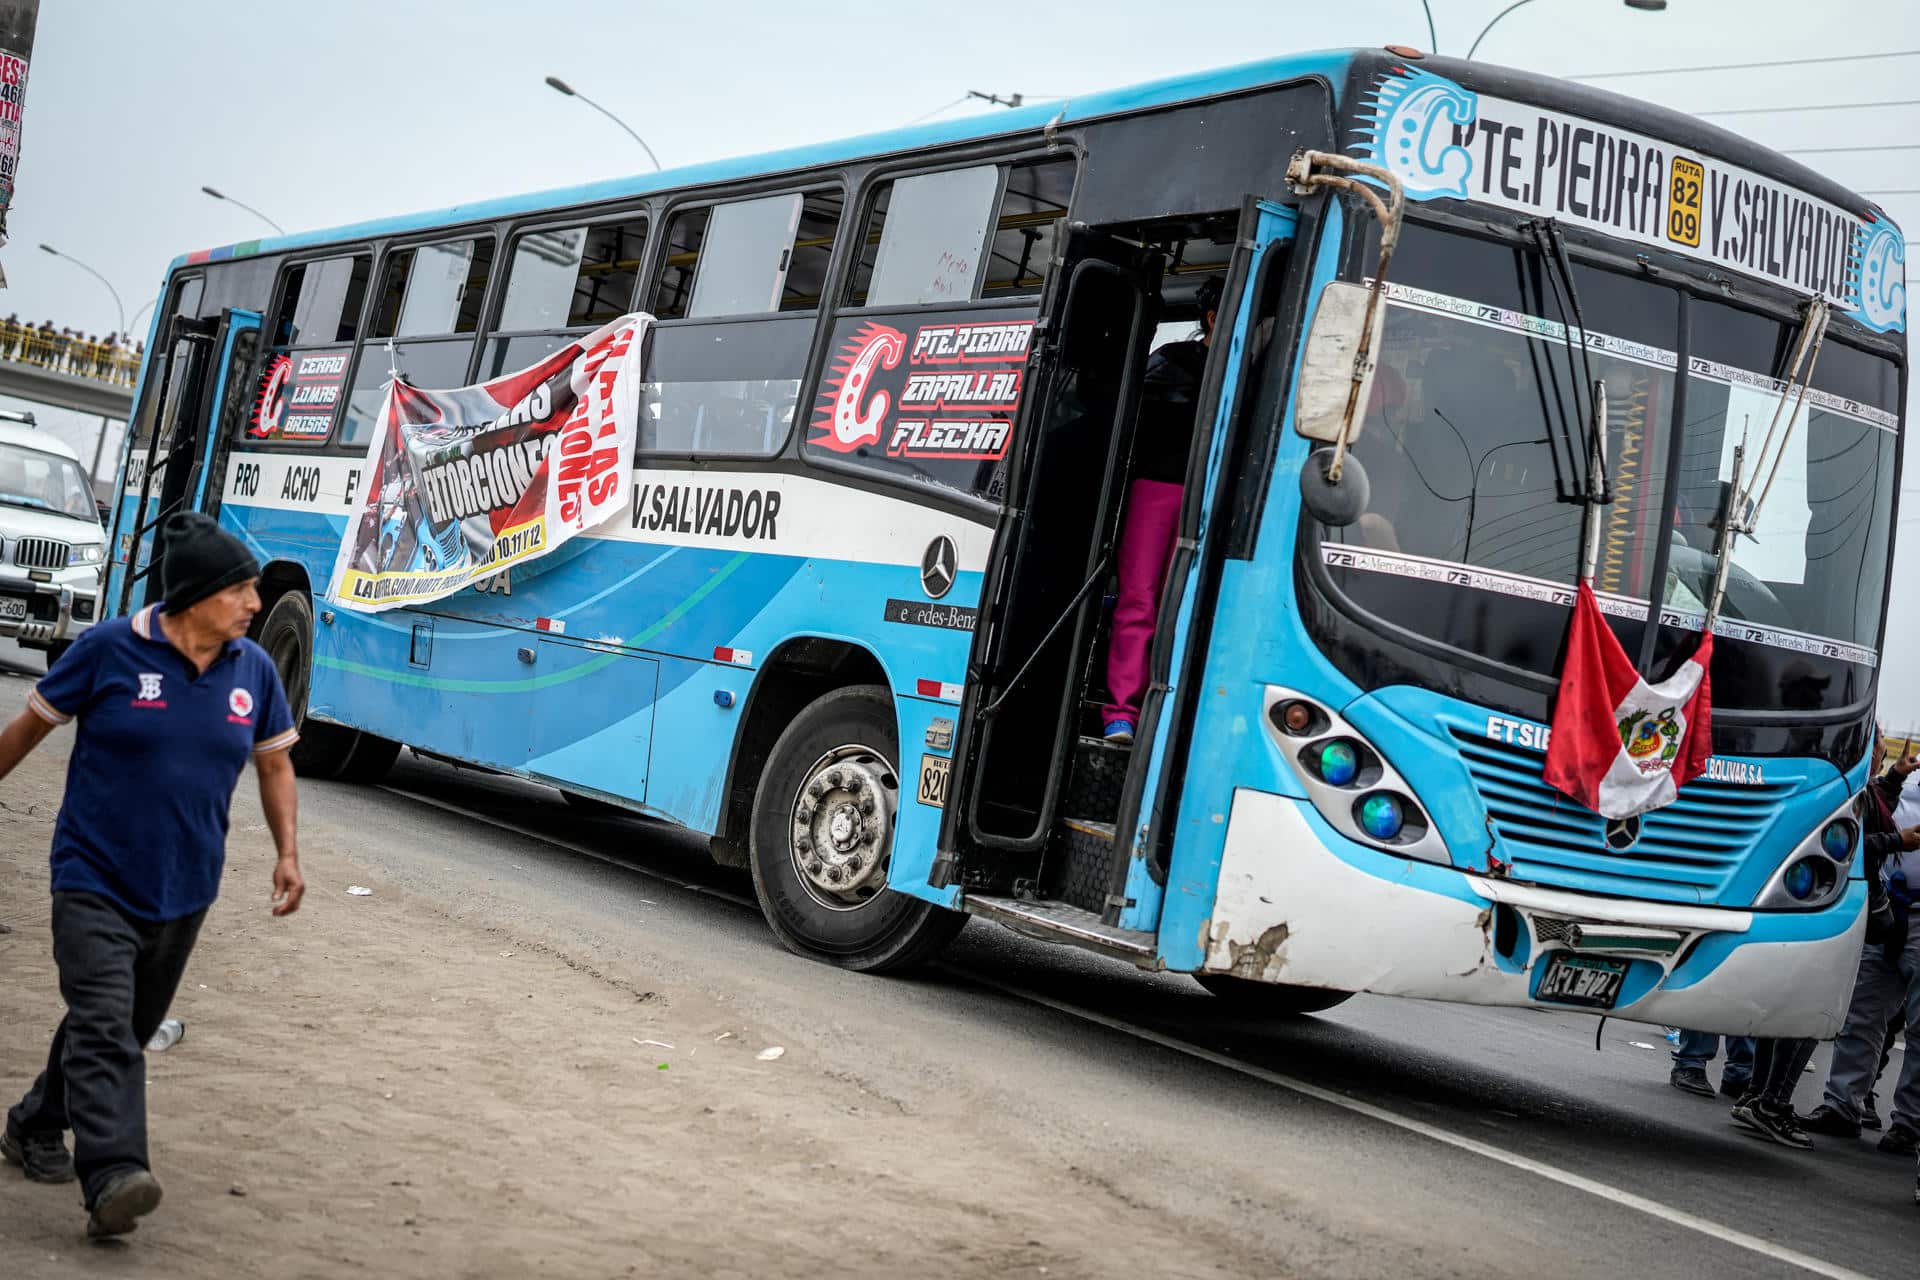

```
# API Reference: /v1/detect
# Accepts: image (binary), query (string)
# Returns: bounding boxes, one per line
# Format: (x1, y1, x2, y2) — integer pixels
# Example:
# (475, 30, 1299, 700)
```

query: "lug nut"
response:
(859, 796, 874, 814)
(829, 769, 847, 789)
(795, 836, 812, 854)
(827, 866, 844, 883)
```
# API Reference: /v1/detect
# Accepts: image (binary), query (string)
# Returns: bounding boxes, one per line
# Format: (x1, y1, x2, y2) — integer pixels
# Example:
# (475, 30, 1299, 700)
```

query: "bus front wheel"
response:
(258, 591, 399, 784)
(1194, 972, 1354, 1015)
(748, 684, 965, 973)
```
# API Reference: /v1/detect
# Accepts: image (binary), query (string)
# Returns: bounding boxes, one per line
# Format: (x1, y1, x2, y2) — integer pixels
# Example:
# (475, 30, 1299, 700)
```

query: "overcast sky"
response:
(4, 0, 1917, 716)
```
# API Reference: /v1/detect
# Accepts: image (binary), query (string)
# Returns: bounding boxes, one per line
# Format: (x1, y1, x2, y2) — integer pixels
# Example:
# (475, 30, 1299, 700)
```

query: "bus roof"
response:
(173, 47, 1895, 272)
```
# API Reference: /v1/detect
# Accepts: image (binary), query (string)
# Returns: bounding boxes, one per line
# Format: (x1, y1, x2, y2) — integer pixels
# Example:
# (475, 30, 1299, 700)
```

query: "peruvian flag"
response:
(1543, 582, 1714, 819)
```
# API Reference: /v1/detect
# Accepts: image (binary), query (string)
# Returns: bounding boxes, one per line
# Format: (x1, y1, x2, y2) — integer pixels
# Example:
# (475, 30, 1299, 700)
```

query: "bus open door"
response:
(109, 307, 261, 613)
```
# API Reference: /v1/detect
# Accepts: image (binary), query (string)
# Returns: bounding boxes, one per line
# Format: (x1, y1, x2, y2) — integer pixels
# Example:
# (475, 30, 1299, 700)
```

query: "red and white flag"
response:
(1543, 582, 1714, 819)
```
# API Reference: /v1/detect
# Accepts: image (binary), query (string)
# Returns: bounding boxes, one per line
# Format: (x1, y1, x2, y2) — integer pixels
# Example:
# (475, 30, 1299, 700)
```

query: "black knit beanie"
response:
(161, 512, 260, 613)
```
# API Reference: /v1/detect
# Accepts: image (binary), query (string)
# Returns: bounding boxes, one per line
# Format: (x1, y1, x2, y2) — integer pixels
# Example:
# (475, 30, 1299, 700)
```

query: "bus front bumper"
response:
(1199, 789, 1864, 1038)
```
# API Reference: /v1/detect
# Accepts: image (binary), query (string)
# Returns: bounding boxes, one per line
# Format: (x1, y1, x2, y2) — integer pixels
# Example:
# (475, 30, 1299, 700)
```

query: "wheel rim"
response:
(788, 743, 898, 912)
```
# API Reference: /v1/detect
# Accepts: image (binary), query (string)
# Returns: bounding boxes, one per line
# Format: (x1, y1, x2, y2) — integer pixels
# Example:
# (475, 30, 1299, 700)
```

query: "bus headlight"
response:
(1753, 797, 1858, 910)
(1315, 740, 1360, 786)
(1357, 792, 1405, 840)
(1265, 686, 1447, 865)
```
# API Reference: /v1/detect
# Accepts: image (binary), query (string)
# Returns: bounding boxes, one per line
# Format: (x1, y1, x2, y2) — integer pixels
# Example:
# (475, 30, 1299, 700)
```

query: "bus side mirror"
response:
(1293, 282, 1382, 445)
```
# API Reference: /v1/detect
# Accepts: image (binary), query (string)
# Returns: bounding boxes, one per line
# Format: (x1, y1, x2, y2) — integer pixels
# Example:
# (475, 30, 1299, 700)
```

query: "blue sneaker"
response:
(1103, 719, 1135, 744)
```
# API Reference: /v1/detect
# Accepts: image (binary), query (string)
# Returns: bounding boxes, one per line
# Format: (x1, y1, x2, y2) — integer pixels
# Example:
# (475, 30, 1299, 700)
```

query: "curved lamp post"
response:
(1467, 0, 1667, 60)
(200, 186, 285, 235)
(544, 76, 662, 172)
(39, 243, 125, 336)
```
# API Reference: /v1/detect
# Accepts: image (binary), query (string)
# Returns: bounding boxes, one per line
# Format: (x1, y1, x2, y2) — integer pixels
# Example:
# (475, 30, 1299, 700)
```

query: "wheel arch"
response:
(709, 635, 893, 868)
(249, 558, 314, 639)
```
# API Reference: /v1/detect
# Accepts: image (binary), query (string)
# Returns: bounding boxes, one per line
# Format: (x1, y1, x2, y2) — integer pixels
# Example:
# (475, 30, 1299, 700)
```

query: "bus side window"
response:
(483, 216, 650, 378)
(808, 156, 1076, 501)
(652, 208, 711, 321)
(980, 158, 1074, 298)
(248, 254, 371, 446)
(334, 236, 496, 449)
(637, 189, 844, 456)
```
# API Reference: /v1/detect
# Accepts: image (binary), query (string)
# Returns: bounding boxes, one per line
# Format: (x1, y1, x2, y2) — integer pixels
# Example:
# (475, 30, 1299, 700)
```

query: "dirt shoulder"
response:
(0, 676, 1265, 1279)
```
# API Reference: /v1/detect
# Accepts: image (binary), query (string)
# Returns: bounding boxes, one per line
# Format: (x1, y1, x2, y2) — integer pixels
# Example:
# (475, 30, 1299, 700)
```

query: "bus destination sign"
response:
(1353, 66, 1906, 334)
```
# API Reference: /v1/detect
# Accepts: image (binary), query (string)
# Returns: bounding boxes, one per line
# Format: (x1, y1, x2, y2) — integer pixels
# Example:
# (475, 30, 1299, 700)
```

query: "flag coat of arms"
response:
(1543, 582, 1714, 819)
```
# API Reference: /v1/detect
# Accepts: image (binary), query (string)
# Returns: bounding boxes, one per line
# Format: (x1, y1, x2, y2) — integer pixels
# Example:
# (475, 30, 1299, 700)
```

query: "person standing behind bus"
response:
(0, 512, 305, 1239)
(1804, 739, 1920, 1156)
(1103, 276, 1222, 744)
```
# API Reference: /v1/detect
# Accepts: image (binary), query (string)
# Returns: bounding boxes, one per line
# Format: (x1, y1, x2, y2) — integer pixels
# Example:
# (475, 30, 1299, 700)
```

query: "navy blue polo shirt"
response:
(30, 604, 298, 921)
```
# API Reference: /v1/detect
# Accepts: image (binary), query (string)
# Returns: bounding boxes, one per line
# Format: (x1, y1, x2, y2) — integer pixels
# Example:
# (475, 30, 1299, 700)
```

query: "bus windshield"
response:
(1327, 220, 1898, 711)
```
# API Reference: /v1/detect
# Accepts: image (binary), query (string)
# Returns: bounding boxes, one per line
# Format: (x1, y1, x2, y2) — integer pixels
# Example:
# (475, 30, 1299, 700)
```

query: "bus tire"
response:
(258, 590, 388, 782)
(335, 732, 401, 784)
(1193, 972, 1354, 1015)
(747, 684, 965, 973)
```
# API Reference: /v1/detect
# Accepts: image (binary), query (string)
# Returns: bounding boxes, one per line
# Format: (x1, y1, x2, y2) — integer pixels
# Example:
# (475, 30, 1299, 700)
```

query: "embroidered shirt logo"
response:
(133, 673, 166, 707)
(230, 688, 254, 718)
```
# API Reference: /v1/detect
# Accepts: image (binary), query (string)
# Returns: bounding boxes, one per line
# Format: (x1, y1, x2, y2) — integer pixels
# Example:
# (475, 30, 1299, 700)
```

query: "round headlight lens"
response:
(1359, 792, 1405, 841)
(1819, 820, 1853, 861)
(1783, 858, 1820, 901)
(1316, 740, 1359, 787)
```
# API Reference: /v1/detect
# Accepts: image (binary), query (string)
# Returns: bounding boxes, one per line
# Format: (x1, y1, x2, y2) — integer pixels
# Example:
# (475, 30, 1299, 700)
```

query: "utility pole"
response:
(0, 1, 38, 277)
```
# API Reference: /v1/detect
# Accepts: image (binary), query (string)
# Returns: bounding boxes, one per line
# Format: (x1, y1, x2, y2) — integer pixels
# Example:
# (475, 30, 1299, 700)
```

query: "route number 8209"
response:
(1666, 157, 1705, 249)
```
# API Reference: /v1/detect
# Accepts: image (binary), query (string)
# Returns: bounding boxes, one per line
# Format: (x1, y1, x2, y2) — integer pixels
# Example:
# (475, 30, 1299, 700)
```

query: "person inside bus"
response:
(1102, 276, 1222, 745)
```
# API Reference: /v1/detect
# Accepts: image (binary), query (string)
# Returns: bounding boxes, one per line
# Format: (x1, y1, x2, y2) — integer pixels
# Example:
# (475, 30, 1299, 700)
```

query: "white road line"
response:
(372, 783, 1877, 1280)
(375, 785, 758, 909)
(962, 974, 1877, 1280)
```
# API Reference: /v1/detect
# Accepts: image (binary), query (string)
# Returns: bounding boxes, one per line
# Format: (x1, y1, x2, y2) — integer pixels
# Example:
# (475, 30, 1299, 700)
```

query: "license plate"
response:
(0, 596, 26, 622)
(917, 753, 951, 808)
(1536, 951, 1627, 1009)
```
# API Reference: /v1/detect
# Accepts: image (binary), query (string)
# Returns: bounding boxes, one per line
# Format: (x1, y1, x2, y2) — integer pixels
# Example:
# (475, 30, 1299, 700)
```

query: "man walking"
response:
(0, 512, 303, 1238)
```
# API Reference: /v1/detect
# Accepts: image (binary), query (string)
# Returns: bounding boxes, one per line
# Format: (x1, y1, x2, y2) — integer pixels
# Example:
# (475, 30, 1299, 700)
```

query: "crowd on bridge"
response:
(0, 316, 142, 387)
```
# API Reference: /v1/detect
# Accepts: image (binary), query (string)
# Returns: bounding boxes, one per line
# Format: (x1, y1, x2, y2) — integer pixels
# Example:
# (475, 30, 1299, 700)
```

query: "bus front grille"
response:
(1448, 729, 1788, 904)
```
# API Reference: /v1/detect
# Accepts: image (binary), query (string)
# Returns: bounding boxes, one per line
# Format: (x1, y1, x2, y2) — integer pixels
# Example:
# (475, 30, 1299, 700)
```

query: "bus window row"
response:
(242, 156, 1077, 502)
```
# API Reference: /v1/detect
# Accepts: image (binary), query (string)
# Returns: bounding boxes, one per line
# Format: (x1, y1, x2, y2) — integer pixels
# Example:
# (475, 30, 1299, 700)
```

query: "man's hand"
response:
(1894, 752, 1920, 778)
(1901, 826, 1920, 852)
(271, 853, 305, 916)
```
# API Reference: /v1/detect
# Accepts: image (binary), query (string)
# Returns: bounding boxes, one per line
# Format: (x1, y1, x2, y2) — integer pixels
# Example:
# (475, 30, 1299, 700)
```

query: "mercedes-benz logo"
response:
(920, 535, 957, 599)
(1604, 815, 1641, 851)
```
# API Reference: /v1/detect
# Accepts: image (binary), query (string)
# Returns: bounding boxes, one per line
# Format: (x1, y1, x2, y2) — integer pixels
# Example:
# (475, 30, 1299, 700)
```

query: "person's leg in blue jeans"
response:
(1671, 1029, 1721, 1096)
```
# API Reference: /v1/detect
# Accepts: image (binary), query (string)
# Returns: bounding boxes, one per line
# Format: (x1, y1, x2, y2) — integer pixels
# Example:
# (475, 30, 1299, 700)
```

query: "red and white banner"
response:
(326, 314, 649, 613)
(1543, 582, 1714, 819)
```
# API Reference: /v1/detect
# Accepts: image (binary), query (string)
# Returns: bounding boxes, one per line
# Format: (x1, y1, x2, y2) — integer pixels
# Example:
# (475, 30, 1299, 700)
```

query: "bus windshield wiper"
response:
(1704, 295, 1831, 622)
(1525, 217, 1610, 511)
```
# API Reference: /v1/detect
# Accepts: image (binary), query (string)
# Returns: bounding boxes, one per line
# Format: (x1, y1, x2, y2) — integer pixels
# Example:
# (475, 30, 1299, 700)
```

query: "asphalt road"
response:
(282, 747, 1913, 1279)
(1, 630, 1910, 1276)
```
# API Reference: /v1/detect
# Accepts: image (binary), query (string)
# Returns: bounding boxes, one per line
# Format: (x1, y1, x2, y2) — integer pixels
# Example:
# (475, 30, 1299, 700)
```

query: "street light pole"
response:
(38, 242, 124, 335)
(1467, 0, 1667, 60)
(544, 76, 662, 171)
(200, 185, 285, 235)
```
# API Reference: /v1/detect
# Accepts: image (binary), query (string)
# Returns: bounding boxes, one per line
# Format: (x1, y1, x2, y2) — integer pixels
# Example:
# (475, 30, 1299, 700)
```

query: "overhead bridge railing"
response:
(0, 324, 144, 387)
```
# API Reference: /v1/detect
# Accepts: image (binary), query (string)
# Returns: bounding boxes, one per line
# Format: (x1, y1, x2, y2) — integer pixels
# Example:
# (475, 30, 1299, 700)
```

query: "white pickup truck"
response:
(0, 421, 108, 666)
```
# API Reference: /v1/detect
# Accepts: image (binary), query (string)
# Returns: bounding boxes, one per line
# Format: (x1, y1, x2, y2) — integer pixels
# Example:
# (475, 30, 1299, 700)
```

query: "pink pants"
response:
(1102, 478, 1184, 723)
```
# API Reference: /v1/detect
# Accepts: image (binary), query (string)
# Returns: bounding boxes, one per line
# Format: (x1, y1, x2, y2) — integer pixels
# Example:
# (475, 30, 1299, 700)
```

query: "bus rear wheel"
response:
(748, 684, 965, 973)
(258, 590, 399, 784)
(1193, 973, 1354, 1015)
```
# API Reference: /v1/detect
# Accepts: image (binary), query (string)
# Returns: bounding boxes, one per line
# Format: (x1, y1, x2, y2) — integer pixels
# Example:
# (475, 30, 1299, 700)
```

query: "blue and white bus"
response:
(106, 47, 1907, 1033)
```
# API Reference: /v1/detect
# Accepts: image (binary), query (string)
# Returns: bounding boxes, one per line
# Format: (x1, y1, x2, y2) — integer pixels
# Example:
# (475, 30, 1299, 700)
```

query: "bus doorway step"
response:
(965, 895, 1155, 965)
(1063, 734, 1128, 825)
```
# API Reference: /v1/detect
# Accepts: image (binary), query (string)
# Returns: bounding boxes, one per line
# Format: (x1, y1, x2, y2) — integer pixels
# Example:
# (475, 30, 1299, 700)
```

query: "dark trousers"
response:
(1749, 1036, 1819, 1106)
(7, 891, 206, 1202)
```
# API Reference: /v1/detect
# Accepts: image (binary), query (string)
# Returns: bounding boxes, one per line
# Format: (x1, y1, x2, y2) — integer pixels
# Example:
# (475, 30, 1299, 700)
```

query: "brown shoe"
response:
(86, 1169, 162, 1238)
